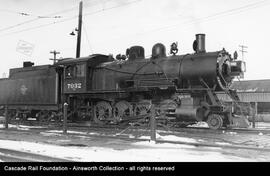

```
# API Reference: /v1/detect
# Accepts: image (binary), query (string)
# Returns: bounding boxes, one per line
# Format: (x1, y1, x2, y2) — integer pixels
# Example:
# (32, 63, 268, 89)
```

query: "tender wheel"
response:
(113, 101, 133, 122)
(207, 114, 223, 130)
(36, 110, 49, 122)
(93, 101, 112, 125)
(48, 111, 61, 123)
(134, 100, 151, 116)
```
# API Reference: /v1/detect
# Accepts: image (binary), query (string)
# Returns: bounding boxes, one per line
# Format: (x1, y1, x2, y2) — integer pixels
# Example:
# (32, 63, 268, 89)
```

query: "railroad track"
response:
(1, 123, 270, 157)
(170, 126, 270, 135)
(5, 120, 270, 146)
(58, 123, 270, 152)
(38, 128, 270, 153)
(7, 115, 270, 135)
(0, 148, 72, 162)
(62, 121, 270, 136)
(1, 123, 267, 147)
(5, 119, 270, 140)
(3, 120, 270, 152)
(28, 123, 270, 151)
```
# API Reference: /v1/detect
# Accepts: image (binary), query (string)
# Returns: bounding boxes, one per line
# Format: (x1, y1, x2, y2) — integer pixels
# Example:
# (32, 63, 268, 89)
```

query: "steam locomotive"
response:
(0, 34, 248, 129)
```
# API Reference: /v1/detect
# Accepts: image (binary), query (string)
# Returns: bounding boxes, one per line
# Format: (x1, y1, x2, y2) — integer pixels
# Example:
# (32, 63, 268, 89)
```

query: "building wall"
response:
(258, 102, 270, 114)
(217, 92, 270, 102)
(217, 92, 270, 114)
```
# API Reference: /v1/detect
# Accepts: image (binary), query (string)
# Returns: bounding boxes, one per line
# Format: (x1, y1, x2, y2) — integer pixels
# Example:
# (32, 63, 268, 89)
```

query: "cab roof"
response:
(56, 54, 114, 67)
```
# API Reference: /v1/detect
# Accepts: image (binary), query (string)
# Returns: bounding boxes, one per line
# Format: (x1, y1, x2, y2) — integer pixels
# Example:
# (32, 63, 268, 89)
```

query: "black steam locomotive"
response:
(0, 34, 248, 129)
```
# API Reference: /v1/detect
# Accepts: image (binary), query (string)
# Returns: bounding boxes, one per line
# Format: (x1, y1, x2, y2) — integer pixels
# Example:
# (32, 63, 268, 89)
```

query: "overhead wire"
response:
(0, 9, 27, 15)
(1, 0, 267, 46)
(83, 0, 141, 17)
(129, 0, 270, 37)
(0, 16, 78, 37)
(0, 6, 77, 33)
(54, 0, 269, 43)
(0, 0, 142, 37)
(0, 18, 41, 32)
(0, 9, 62, 18)
(93, 0, 270, 42)
(82, 21, 93, 54)
(0, 0, 106, 33)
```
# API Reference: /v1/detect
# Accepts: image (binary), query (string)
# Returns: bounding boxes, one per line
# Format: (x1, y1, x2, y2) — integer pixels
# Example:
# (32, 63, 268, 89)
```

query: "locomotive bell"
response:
(193, 34, 206, 53)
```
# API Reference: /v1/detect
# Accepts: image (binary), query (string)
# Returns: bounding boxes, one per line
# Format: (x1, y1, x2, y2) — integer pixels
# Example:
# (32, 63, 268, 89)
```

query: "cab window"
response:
(65, 65, 74, 78)
(75, 64, 85, 77)
(65, 64, 85, 79)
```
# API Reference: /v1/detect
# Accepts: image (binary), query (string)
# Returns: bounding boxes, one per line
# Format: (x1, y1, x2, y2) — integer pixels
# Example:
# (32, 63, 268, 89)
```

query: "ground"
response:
(0, 119, 270, 162)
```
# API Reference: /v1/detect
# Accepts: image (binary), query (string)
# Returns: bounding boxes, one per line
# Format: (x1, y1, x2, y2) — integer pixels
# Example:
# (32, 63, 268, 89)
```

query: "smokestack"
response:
(193, 34, 206, 53)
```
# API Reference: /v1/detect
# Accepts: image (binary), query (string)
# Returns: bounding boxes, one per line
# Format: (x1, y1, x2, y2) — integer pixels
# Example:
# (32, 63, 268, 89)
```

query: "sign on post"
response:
(63, 103, 68, 134)
(16, 40, 35, 56)
(5, 105, 8, 129)
(149, 104, 156, 142)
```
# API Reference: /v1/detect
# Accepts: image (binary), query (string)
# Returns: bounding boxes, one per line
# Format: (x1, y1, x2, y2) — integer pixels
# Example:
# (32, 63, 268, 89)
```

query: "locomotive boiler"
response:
(0, 34, 248, 129)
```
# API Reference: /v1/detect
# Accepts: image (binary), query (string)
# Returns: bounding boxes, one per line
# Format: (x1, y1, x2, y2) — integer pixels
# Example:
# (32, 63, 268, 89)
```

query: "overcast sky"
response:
(0, 0, 270, 80)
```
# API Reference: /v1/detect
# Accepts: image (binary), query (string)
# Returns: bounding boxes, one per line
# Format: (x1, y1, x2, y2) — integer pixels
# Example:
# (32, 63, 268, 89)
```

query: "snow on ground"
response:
(47, 130, 87, 135)
(0, 124, 30, 131)
(188, 122, 209, 128)
(17, 125, 45, 129)
(0, 152, 5, 162)
(0, 124, 45, 129)
(138, 135, 150, 140)
(40, 130, 105, 137)
(138, 133, 197, 143)
(0, 124, 17, 128)
(1, 122, 270, 161)
(0, 124, 45, 131)
(40, 130, 100, 137)
(40, 132, 63, 137)
(157, 133, 197, 143)
(0, 139, 252, 162)
(215, 142, 232, 146)
(222, 131, 238, 135)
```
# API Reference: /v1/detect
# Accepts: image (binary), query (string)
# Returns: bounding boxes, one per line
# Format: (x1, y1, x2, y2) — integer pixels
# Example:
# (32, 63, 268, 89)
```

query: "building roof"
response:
(231, 79, 270, 92)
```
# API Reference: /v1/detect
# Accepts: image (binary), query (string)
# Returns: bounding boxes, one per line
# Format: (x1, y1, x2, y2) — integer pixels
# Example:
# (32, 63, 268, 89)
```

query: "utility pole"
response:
(50, 50, 60, 64)
(239, 45, 248, 60)
(76, 0, 83, 58)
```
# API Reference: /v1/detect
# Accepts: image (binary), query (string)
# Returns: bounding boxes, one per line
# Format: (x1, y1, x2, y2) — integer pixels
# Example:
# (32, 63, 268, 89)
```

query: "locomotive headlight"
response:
(229, 60, 246, 76)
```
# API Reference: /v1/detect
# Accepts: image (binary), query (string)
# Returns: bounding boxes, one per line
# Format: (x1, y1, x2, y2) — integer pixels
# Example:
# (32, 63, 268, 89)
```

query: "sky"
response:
(0, 0, 270, 80)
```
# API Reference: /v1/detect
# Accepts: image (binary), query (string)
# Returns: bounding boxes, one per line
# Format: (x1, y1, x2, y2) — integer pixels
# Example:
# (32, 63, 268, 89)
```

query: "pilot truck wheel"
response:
(207, 114, 223, 130)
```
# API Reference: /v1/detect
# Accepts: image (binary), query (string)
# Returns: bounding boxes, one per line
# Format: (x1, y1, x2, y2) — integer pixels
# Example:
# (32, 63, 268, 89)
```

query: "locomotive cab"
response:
(56, 54, 114, 94)
(62, 60, 87, 94)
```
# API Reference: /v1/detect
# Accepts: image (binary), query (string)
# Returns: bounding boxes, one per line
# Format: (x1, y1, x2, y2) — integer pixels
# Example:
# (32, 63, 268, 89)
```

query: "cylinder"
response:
(195, 34, 206, 53)
(175, 106, 204, 121)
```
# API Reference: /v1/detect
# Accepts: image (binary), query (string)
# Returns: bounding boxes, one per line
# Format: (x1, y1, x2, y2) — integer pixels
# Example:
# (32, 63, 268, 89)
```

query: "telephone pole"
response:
(76, 0, 83, 58)
(50, 50, 60, 64)
(239, 45, 248, 60)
